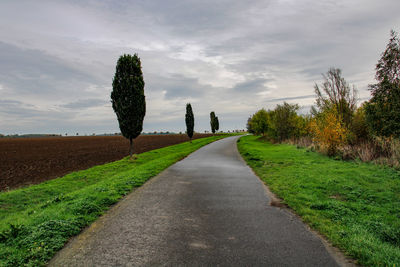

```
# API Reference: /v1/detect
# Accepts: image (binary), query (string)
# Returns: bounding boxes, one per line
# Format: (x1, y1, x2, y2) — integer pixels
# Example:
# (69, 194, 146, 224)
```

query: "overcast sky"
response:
(1, 0, 399, 135)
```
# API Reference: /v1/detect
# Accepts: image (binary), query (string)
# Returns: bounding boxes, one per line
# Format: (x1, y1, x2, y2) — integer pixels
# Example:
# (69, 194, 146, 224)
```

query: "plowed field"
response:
(0, 134, 213, 191)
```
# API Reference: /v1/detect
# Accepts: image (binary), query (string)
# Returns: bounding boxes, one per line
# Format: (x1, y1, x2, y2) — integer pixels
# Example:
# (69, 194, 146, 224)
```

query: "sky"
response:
(0, 0, 399, 135)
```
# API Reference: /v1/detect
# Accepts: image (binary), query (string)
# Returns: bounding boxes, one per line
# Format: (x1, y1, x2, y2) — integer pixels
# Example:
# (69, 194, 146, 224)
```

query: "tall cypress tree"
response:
(215, 116, 219, 132)
(210, 111, 216, 133)
(185, 103, 194, 142)
(111, 54, 146, 158)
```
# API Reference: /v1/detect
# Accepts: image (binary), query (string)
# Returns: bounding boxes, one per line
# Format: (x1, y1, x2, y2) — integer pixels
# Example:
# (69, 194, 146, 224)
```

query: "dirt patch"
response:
(0, 134, 213, 191)
(329, 194, 346, 201)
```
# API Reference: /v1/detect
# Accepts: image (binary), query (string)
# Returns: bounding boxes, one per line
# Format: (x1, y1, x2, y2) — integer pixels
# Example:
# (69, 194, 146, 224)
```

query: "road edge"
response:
(235, 135, 358, 267)
(49, 135, 233, 266)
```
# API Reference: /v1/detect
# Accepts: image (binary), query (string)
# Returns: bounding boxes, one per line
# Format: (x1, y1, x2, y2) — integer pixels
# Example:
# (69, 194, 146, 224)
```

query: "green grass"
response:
(0, 135, 229, 266)
(237, 135, 400, 266)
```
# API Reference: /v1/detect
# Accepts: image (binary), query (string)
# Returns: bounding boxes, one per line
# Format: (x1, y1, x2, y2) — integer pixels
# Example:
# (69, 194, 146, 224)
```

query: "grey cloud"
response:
(266, 95, 315, 103)
(60, 98, 109, 109)
(136, 0, 247, 36)
(1, 0, 399, 134)
(0, 98, 115, 134)
(0, 99, 46, 118)
(232, 78, 271, 93)
(148, 73, 207, 99)
(0, 99, 70, 119)
(0, 99, 77, 135)
(0, 42, 100, 96)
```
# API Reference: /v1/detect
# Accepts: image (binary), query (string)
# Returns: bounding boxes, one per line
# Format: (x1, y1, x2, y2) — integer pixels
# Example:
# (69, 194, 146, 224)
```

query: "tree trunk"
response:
(129, 138, 133, 158)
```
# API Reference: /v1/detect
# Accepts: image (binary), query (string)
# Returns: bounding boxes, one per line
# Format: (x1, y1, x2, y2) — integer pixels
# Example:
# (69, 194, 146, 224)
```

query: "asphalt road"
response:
(50, 136, 341, 266)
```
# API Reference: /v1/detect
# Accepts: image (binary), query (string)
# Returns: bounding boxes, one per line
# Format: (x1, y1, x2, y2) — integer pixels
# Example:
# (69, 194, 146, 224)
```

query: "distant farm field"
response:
(0, 134, 214, 191)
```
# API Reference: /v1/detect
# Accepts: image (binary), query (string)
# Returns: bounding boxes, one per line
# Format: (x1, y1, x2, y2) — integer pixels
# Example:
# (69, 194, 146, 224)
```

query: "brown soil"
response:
(0, 134, 214, 191)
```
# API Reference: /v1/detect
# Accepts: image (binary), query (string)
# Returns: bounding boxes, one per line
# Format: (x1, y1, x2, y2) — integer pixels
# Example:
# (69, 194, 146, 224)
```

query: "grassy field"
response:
(237, 135, 400, 266)
(0, 135, 229, 266)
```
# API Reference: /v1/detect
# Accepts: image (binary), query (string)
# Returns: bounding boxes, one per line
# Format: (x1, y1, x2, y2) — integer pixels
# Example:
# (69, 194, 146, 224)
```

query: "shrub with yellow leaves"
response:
(309, 108, 347, 156)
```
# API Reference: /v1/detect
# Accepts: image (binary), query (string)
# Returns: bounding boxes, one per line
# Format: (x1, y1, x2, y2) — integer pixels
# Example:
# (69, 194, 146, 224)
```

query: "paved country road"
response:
(50, 136, 344, 266)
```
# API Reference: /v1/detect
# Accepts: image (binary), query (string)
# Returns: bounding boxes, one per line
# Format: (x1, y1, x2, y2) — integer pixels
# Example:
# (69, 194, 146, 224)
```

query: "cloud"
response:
(266, 95, 315, 103)
(0, 98, 116, 134)
(0, 0, 399, 134)
(149, 74, 206, 99)
(0, 42, 104, 99)
(0, 99, 44, 118)
(232, 78, 272, 94)
(60, 98, 109, 109)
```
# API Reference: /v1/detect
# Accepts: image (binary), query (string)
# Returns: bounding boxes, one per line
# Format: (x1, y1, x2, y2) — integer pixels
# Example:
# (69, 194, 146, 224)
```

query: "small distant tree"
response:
(314, 68, 357, 128)
(269, 102, 299, 141)
(215, 116, 219, 132)
(111, 54, 146, 158)
(210, 111, 216, 133)
(365, 30, 400, 137)
(249, 109, 269, 136)
(185, 103, 194, 142)
(246, 116, 255, 133)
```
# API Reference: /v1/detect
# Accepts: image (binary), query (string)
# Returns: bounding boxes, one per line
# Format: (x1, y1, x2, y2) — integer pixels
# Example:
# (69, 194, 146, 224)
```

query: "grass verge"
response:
(237, 135, 400, 266)
(0, 135, 229, 266)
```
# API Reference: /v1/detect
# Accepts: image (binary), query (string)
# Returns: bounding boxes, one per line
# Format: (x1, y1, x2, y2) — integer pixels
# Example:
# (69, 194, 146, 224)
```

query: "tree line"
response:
(111, 54, 222, 158)
(247, 30, 400, 166)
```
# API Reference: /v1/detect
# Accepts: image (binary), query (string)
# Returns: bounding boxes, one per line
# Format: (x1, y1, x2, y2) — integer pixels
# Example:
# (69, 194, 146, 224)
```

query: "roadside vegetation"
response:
(0, 135, 229, 266)
(247, 30, 400, 168)
(238, 135, 400, 266)
(243, 30, 400, 266)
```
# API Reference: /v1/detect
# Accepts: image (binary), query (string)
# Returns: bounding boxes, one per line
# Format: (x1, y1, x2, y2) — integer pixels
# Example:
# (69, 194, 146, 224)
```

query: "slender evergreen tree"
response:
(111, 54, 146, 158)
(210, 111, 216, 133)
(365, 30, 400, 137)
(185, 103, 194, 141)
(215, 116, 219, 132)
